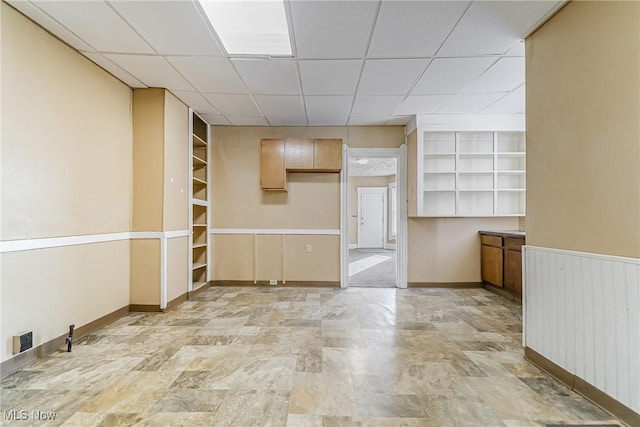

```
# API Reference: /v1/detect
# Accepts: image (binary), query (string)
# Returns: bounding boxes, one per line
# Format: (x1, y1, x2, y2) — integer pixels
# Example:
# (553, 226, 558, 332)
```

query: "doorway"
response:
(340, 147, 407, 289)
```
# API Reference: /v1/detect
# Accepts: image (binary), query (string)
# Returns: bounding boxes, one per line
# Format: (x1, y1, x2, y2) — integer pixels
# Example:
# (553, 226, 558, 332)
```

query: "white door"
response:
(357, 188, 386, 248)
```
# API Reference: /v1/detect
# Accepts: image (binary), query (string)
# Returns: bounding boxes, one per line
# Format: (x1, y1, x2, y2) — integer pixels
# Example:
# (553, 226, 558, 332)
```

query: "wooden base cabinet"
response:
(480, 231, 525, 301)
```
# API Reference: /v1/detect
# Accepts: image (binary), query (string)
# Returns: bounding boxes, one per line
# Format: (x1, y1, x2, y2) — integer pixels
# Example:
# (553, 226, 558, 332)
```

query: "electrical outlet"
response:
(305, 244, 312, 253)
(13, 332, 33, 354)
(269, 280, 277, 285)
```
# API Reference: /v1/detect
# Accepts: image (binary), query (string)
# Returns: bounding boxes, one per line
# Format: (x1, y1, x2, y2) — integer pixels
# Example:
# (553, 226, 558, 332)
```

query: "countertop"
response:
(479, 230, 526, 238)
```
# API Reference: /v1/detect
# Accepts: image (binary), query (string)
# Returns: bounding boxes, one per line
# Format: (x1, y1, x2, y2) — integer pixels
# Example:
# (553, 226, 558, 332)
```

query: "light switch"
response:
(305, 244, 312, 253)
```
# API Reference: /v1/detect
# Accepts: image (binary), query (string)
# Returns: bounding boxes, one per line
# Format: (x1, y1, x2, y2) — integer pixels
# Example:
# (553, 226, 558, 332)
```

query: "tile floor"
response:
(1, 287, 621, 426)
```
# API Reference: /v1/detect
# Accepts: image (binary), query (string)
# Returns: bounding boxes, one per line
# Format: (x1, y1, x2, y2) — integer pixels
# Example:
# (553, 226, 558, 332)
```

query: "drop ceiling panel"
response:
(232, 59, 300, 95)
(439, 0, 563, 56)
(504, 40, 525, 57)
(33, 1, 154, 53)
(226, 116, 269, 126)
(308, 117, 348, 126)
(463, 57, 525, 93)
(481, 86, 525, 114)
(348, 116, 389, 126)
(167, 56, 246, 94)
(171, 91, 220, 116)
(109, 1, 223, 55)
(299, 60, 362, 95)
(267, 117, 309, 126)
(7, 0, 95, 51)
(368, 1, 469, 57)
(394, 95, 453, 115)
(291, 1, 379, 59)
(203, 94, 262, 116)
(411, 57, 498, 95)
(200, 113, 230, 126)
(81, 52, 146, 88)
(352, 96, 404, 117)
(254, 96, 305, 117)
(104, 54, 193, 91)
(305, 96, 353, 117)
(438, 93, 508, 114)
(357, 59, 430, 95)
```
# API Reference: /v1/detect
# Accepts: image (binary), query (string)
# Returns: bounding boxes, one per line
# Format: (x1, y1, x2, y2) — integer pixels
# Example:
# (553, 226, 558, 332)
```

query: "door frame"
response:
(340, 146, 408, 289)
(356, 187, 387, 249)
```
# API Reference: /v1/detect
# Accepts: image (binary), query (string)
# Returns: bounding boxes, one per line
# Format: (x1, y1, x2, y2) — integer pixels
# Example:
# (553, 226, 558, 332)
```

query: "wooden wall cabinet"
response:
(261, 139, 287, 191)
(261, 138, 342, 191)
(480, 231, 525, 301)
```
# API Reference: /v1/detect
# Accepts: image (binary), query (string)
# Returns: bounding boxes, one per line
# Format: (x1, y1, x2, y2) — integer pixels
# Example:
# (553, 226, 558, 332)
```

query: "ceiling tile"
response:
(308, 117, 348, 126)
(394, 95, 453, 115)
(167, 57, 246, 94)
(232, 59, 300, 95)
(109, 1, 223, 55)
(254, 96, 305, 117)
(439, 0, 563, 56)
(358, 59, 429, 96)
(104, 54, 193, 91)
(351, 96, 405, 117)
(385, 117, 412, 126)
(33, 1, 154, 53)
(368, 1, 469, 57)
(7, 0, 95, 51)
(438, 93, 508, 114)
(81, 52, 146, 88)
(226, 116, 269, 126)
(348, 117, 389, 126)
(411, 57, 498, 95)
(291, 1, 379, 59)
(481, 85, 525, 114)
(305, 96, 353, 117)
(203, 94, 262, 116)
(170, 90, 220, 116)
(200, 113, 230, 126)
(463, 57, 525, 93)
(299, 60, 362, 95)
(267, 117, 309, 126)
(504, 40, 525, 57)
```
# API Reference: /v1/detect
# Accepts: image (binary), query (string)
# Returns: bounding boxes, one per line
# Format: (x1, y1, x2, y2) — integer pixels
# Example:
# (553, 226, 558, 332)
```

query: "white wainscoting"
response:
(523, 245, 640, 413)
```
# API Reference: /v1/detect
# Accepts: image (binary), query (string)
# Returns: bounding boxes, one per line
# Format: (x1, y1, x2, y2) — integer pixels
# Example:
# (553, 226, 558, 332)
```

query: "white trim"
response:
(340, 143, 349, 289)
(164, 230, 190, 239)
(406, 116, 417, 136)
(192, 198, 208, 207)
(0, 232, 131, 253)
(160, 236, 168, 309)
(188, 108, 195, 293)
(388, 182, 397, 240)
(416, 114, 525, 131)
(209, 228, 340, 235)
(524, 245, 640, 264)
(384, 243, 397, 250)
(348, 244, 358, 250)
(356, 187, 388, 249)
(398, 144, 408, 288)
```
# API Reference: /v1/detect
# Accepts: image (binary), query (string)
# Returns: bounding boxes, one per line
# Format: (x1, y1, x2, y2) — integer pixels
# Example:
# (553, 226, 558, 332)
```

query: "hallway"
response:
(348, 249, 396, 288)
(0, 287, 619, 426)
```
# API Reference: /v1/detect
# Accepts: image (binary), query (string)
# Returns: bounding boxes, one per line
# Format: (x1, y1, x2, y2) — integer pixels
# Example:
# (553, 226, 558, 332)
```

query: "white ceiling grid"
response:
(9, 0, 565, 126)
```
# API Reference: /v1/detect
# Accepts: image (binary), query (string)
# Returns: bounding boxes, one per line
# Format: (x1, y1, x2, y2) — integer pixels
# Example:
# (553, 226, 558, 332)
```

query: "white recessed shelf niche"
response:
(417, 129, 526, 217)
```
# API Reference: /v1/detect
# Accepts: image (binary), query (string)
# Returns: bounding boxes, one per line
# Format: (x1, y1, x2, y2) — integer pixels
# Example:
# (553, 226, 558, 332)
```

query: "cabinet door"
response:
(285, 138, 313, 170)
(481, 245, 503, 287)
(313, 139, 342, 171)
(260, 139, 286, 190)
(504, 249, 522, 298)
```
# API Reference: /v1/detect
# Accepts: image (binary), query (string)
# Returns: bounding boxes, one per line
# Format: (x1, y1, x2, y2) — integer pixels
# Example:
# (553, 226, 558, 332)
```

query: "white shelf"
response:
(192, 243, 207, 249)
(192, 176, 207, 185)
(193, 155, 207, 166)
(417, 130, 526, 217)
(192, 133, 207, 147)
(193, 262, 207, 270)
(192, 281, 207, 290)
(192, 223, 207, 227)
(192, 198, 208, 207)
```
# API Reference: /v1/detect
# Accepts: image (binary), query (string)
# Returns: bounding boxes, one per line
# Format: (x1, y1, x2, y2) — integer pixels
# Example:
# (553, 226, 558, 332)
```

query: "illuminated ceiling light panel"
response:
(199, 0, 292, 56)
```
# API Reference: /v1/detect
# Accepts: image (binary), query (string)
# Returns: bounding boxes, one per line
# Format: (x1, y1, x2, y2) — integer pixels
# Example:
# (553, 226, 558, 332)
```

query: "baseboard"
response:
(482, 283, 519, 302)
(384, 243, 396, 250)
(211, 280, 339, 288)
(165, 292, 188, 311)
(348, 244, 357, 249)
(187, 281, 211, 299)
(408, 282, 483, 289)
(524, 347, 639, 427)
(0, 305, 129, 378)
(129, 304, 162, 312)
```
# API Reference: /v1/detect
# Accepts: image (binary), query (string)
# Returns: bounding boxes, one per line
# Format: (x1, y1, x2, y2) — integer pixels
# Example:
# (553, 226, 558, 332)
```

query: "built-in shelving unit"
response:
(189, 111, 210, 292)
(418, 131, 525, 217)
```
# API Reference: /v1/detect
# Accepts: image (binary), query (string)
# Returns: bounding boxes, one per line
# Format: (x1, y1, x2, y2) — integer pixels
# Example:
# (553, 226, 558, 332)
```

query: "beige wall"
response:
(167, 237, 189, 302)
(163, 91, 189, 232)
(1, 4, 132, 362)
(526, 0, 640, 258)
(349, 175, 396, 245)
(408, 217, 519, 283)
(130, 240, 161, 305)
